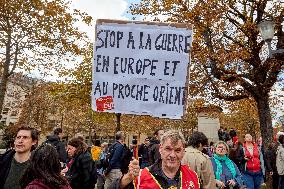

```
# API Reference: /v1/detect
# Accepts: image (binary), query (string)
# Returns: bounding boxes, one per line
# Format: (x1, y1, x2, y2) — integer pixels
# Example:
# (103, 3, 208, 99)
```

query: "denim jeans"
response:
(243, 171, 263, 189)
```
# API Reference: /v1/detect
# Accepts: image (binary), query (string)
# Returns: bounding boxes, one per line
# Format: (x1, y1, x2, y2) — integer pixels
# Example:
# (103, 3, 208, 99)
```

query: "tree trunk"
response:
(0, 73, 8, 120)
(256, 95, 273, 149)
(115, 113, 121, 132)
(0, 33, 12, 119)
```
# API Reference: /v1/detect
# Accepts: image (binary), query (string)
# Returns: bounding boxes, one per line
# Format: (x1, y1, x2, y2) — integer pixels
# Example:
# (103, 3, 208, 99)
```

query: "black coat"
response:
(138, 144, 149, 164)
(66, 151, 95, 189)
(148, 139, 160, 165)
(46, 135, 67, 163)
(0, 149, 16, 188)
(265, 143, 278, 173)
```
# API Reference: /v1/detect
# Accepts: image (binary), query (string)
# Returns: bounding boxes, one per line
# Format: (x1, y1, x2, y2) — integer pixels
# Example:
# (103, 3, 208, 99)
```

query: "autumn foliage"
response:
(129, 0, 284, 147)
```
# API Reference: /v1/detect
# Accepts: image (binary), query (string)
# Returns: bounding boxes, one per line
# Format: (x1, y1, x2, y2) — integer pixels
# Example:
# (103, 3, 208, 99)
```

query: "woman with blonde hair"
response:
(238, 134, 265, 189)
(211, 141, 243, 189)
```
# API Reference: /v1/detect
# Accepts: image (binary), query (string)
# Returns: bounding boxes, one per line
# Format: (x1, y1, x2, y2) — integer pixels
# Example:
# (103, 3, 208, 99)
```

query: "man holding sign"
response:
(109, 130, 200, 189)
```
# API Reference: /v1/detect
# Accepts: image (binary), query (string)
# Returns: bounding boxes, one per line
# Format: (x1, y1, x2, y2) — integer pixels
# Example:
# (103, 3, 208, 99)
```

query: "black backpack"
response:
(103, 142, 132, 174)
(102, 142, 117, 170)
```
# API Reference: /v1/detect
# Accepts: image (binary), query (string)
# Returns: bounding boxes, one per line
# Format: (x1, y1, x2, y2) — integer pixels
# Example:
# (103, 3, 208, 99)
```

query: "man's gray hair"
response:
(160, 130, 186, 146)
(115, 131, 125, 140)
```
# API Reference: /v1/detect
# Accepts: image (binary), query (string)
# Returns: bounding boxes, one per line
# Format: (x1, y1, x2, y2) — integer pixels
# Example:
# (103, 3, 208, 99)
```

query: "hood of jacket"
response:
(149, 139, 160, 147)
(46, 134, 60, 142)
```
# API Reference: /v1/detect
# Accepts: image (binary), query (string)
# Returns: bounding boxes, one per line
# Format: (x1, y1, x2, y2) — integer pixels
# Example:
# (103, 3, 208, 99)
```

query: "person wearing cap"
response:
(211, 141, 244, 189)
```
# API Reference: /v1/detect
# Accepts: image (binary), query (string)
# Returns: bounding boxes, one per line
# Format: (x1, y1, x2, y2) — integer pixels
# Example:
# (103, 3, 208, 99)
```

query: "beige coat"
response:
(181, 146, 216, 189)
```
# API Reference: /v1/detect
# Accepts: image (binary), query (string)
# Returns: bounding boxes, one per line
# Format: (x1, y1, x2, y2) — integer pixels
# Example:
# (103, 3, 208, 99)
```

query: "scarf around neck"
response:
(213, 154, 237, 181)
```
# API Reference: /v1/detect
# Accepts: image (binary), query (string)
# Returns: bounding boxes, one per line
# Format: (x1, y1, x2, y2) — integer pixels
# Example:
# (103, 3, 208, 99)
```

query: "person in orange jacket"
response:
(91, 139, 102, 161)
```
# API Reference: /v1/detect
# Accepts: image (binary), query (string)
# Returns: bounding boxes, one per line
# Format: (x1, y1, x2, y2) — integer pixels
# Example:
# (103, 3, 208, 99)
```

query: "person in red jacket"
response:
(239, 134, 265, 189)
(109, 129, 200, 189)
(20, 143, 71, 189)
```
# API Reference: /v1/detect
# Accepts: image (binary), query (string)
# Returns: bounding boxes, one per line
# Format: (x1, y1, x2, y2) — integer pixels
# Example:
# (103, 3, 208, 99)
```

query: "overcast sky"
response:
(71, 0, 129, 20)
(71, 0, 130, 40)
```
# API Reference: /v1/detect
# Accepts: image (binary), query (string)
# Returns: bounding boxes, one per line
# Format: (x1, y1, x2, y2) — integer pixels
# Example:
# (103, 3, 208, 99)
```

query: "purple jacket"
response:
(24, 179, 71, 189)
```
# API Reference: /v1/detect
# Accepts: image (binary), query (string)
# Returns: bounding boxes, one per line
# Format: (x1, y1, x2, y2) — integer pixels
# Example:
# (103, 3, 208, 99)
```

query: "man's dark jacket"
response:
(148, 138, 160, 165)
(138, 143, 149, 164)
(105, 141, 124, 174)
(0, 149, 16, 188)
(46, 134, 67, 163)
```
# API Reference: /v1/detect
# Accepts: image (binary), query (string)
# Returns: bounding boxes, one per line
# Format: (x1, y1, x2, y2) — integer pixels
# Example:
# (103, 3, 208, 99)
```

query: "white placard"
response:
(92, 20, 192, 119)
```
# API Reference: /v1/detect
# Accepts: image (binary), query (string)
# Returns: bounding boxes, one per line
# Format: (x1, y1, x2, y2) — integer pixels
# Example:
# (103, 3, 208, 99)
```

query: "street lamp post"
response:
(258, 19, 284, 58)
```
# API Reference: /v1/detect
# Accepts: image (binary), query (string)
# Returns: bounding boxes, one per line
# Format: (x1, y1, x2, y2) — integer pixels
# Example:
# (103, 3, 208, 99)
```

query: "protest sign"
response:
(92, 19, 192, 119)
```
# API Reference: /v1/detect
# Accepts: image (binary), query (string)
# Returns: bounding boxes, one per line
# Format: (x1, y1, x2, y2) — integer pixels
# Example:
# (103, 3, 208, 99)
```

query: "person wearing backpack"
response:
(276, 134, 284, 189)
(45, 128, 67, 163)
(104, 131, 126, 189)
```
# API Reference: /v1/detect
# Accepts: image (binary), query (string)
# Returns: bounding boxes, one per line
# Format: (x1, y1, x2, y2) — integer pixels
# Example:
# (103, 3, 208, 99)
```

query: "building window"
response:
(2, 108, 9, 115)
(10, 110, 18, 116)
(50, 105, 57, 115)
(48, 120, 57, 129)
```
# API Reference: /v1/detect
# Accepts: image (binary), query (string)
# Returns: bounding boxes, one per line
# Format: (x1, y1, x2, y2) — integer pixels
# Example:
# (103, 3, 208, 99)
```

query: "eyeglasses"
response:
(216, 146, 227, 151)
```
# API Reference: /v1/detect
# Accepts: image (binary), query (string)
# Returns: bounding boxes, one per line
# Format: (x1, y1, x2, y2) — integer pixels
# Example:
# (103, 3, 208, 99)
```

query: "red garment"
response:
(243, 143, 261, 172)
(134, 165, 200, 189)
(233, 136, 238, 144)
(66, 159, 74, 169)
(24, 179, 71, 189)
(133, 146, 138, 159)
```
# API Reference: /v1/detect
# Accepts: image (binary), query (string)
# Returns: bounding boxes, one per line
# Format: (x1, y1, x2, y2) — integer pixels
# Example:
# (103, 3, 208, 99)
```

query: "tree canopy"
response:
(129, 0, 284, 146)
(0, 0, 92, 115)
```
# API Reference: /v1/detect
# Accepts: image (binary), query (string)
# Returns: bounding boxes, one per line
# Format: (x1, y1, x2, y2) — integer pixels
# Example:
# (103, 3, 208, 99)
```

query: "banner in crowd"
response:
(92, 19, 192, 119)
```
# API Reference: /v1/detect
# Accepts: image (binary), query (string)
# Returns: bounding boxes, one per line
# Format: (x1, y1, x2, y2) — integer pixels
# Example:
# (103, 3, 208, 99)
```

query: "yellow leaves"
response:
(82, 15, 93, 25)
(220, 98, 260, 137)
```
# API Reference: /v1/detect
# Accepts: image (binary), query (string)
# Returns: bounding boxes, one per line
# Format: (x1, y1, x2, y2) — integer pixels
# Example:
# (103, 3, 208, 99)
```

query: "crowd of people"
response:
(0, 125, 284, 189)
